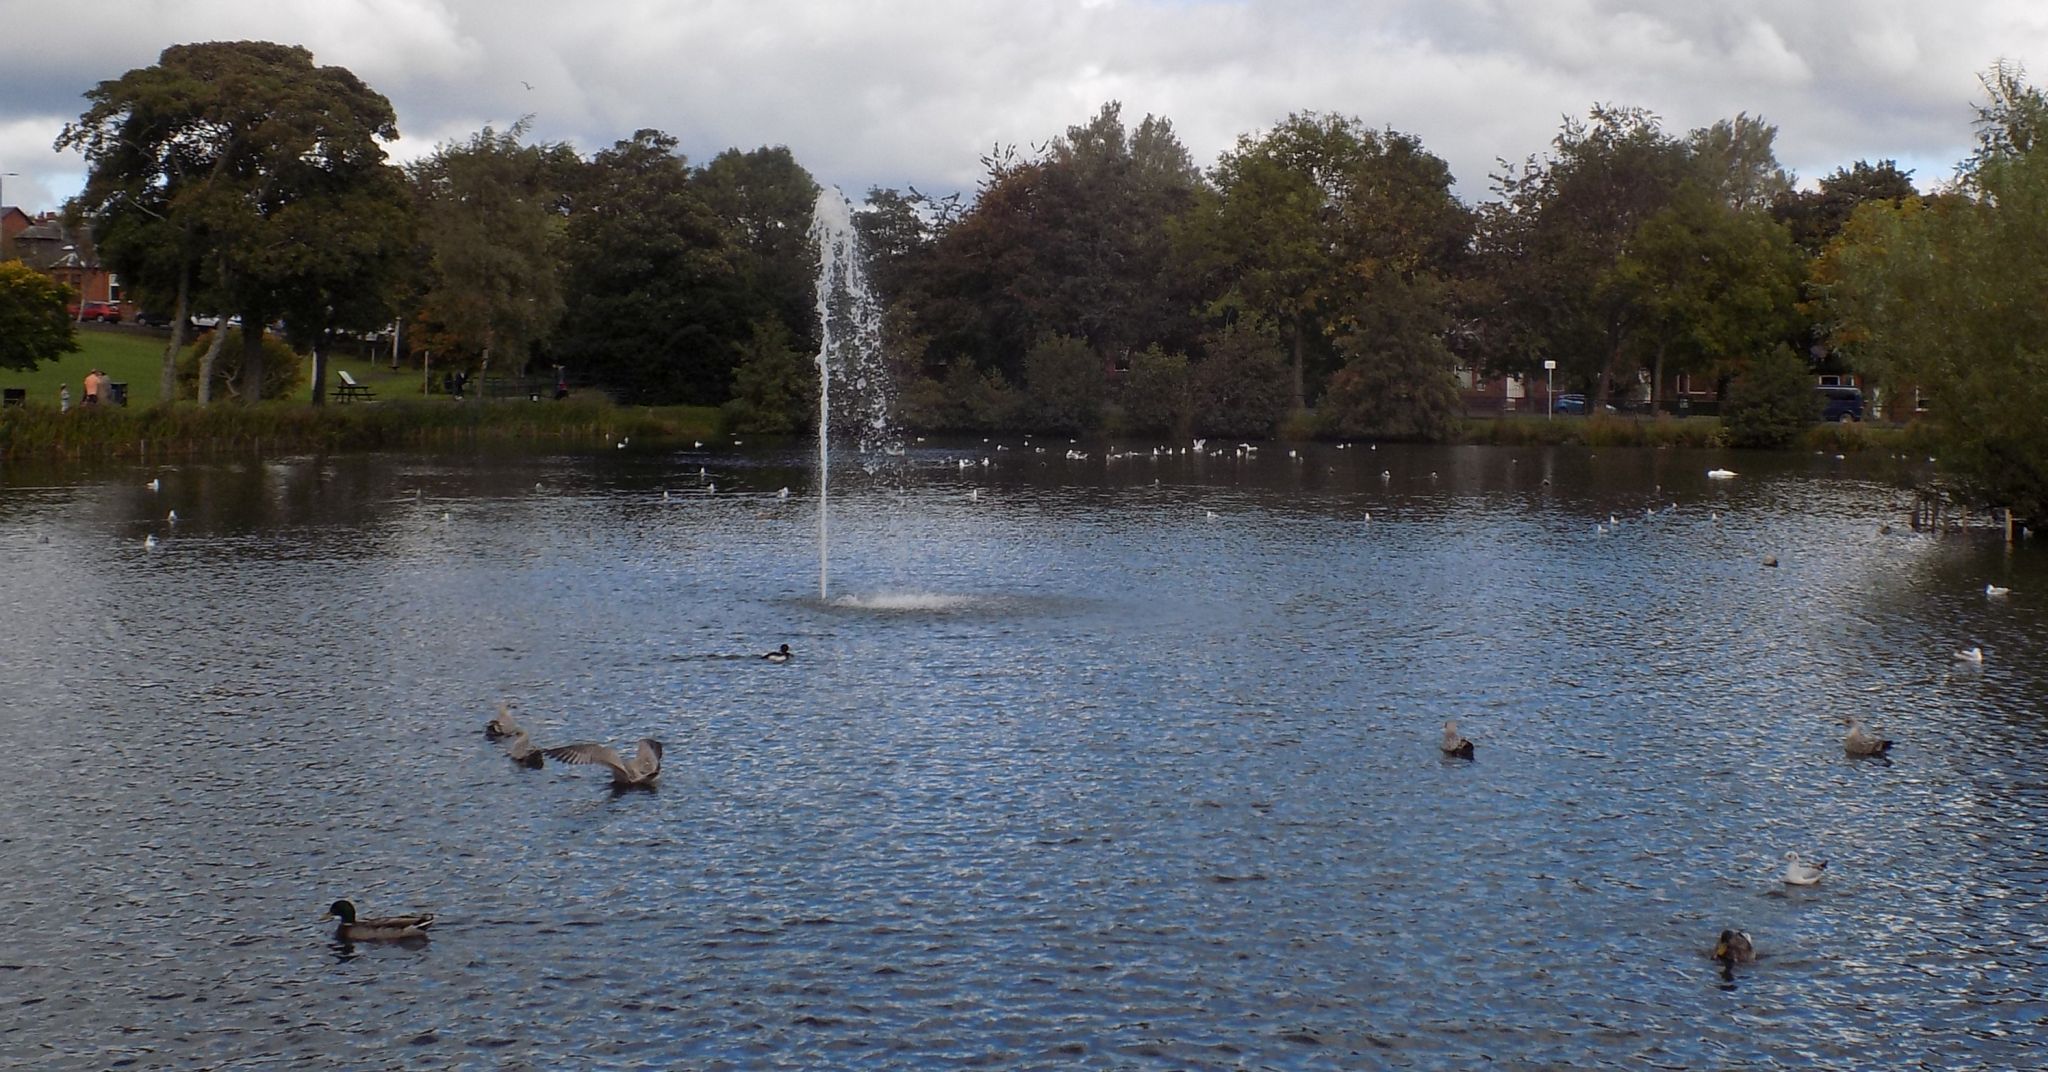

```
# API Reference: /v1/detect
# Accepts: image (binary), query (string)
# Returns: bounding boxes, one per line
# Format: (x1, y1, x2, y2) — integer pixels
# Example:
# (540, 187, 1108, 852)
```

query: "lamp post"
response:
(1544, 359, 1557, 419)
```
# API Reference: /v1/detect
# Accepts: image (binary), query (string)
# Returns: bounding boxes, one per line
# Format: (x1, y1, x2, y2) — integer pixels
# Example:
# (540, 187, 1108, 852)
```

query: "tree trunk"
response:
(239, 320, 265, 402)
(1651, 342, 1666, 414)
(310, 335, 328, 406)
(196, 328, 229, 406)
(1289, 317, 1306, 412)
(160, 267, 191, 404)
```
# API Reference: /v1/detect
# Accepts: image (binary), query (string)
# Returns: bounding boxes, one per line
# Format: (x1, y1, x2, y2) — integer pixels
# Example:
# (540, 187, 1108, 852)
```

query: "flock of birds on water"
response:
(324, 643, 794, 945)
(115, 451, 2016, 972)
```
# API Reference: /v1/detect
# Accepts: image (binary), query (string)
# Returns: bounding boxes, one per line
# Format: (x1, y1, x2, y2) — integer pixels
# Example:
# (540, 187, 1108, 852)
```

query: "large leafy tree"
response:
(60, 41, 409, 403)
(1470, 105, 1694, 402)
(1816, 64, 2048, 525)
(1185, 112, 1469, 410)
(409, 124, 574, 381)
(693, 146, 820, 353)
(0, 261, 78, 372)
(1771, 160, 1919, 254)
(553, 130, 753, 404)
(904, 102, 1205, 381)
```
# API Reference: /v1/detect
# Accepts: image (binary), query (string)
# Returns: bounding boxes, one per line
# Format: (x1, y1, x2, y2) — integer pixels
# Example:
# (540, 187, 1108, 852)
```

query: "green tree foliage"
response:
(1184, 113, 1469, 410)
(1023, 334, 1106, 434)
(1472, 105, 1695, 399)
(409, 124, 573, 378)
(1190, 324, 1291, 438)
(723, 319, 817, 434)
(903, 102, 1205, 382)
(60, 41, 409, 404)
(0, 262, 79, 371)
(693, 146, 820, 352)
(1771, 160, 1919, 254)
(1321, 331, 1464, 441)
(554, 130, 753, 404)
(176, 328, 306, 402)
(1603, 190, 1805, 404)
(1720, 344, 1817, 448)
(1817, 66, 2048, 523)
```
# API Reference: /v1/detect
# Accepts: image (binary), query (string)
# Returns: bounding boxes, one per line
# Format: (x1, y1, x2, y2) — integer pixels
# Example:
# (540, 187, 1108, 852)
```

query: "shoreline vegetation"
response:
(0, 397, 1913, 461)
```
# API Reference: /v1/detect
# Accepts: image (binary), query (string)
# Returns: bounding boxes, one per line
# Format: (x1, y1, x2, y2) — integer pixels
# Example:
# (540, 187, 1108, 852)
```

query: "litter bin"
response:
(107, 382, 129, 407)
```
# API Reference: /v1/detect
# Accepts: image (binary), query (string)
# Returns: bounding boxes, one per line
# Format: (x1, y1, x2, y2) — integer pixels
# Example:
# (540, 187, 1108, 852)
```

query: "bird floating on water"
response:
(326, 899, 434, 941)
(1712, 929, 1755, 965)
(545, 738, 663, 787)
(146, 478, 161, 492)
(1985, 583, 2011, 597)
(1954, 646, 1984, 663)
(1440, 720, 1475, 759)
(777, 487, 791, 500)
(485, 701, 523, 739)
(1842, 716, 1893, 757)
(143, 534, 159, 550)
(1762, 556, 1779, 568)
(166, 510, 178, 523)
(503, 729, 545, 769)
(1782, 851, 1826, 886)
(1707, 468, 1737, 480)
(763, 643, 792, 664)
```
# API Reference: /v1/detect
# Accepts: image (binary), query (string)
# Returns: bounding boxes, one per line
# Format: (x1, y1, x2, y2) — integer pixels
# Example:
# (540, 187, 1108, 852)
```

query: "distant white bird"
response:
(1954, 646, 1984, 663)
(707, 483, 717, 494)
(1362, 512, 1371, 523)
(663, 490, 671, 501)
(1707, 468, 1737, 479)
(1380, 470, 1392, 481)
(1205, 510, 1218, 521)
(146, 478, 161, 492)
(166, 510, 178, 523)
(777, 487, 791, 499)
(1193, 438, 1206, 452)
(143, 534, 159, 550)
(969, 489, 980, 501)
(1782, 851, 1827, 886)
(693, 440, 704, 448)
(1985, 583, 2011, 597)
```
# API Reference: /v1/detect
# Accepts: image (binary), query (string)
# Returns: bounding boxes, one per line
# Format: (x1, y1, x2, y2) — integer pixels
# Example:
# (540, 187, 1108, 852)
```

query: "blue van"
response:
(1818, 386, 1864, 422)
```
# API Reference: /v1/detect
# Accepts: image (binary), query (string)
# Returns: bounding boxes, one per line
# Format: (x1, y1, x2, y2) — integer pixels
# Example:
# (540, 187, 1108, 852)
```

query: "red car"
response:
(67, 300, 124, 323)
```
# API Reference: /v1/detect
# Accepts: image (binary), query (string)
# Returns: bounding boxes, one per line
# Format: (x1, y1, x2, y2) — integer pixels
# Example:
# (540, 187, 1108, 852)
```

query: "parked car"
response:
(67, 300, 123, 323)
(1553, 393, 1587, 415)
(136, 310, 176, 328)
(1818, 386, 1864, 422)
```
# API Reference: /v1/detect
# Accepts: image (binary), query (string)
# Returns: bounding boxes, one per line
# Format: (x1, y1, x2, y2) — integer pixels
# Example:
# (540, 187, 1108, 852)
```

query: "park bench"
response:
(335, 370, 376, 402)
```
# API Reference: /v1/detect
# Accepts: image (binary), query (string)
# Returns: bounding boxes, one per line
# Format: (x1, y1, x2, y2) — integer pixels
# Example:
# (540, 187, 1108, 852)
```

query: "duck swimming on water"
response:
(326, 899, 434, 941)
(1712, 929, 1755, 965)
(1440, 720, 1475, 759)
(762, 644, 792, 664)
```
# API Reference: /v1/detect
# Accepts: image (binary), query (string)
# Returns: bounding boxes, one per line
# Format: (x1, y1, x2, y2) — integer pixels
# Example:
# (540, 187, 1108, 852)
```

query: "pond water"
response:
(1, 441, 2045, 1070)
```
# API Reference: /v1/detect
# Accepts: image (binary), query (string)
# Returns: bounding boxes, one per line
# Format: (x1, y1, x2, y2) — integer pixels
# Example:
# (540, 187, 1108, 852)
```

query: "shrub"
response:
(1116, 345, 1193, 438)
(1190, 324, 1290, 438)
(723, 320, 818, 435)
(177, 328, 306, 402)
(1023, 335, 1106, 435)
(1721, 344, 1819, 448)
(1319, 334, 1464, 441)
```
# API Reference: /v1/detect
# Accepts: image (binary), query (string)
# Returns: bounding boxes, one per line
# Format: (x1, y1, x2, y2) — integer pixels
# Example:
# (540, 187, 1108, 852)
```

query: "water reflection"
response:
(1, 442, 2044, 1069)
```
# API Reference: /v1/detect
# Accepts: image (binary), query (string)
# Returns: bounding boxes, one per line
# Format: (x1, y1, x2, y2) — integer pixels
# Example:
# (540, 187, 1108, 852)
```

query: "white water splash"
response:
(809, 189, 896, 599)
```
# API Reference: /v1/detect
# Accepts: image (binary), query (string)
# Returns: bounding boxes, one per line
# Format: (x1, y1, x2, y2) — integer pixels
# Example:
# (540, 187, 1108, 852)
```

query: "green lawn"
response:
(6, 326, 171, 405)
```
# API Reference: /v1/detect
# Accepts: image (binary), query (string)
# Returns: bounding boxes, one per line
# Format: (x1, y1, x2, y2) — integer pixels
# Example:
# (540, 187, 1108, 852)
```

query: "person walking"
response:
(83, 369, 102, 404)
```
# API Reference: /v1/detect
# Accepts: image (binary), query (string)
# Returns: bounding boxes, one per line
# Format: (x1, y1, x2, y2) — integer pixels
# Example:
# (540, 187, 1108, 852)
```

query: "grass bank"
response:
(0, 398, 723, 460)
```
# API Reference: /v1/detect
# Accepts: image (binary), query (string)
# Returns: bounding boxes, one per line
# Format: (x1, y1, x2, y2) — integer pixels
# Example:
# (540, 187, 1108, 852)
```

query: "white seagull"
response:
(1985, 583, 2011, 597)
(1954, 646, 1985, 663)
(1782, 851, 1827, 886)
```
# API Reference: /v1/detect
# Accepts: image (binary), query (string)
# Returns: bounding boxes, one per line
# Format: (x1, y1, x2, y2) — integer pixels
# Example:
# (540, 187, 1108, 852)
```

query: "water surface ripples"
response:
(2, 443, 2044, 1069)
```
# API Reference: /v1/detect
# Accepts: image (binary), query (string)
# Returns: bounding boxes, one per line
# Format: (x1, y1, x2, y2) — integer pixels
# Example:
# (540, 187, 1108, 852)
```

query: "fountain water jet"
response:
(809, 189, 895, 599)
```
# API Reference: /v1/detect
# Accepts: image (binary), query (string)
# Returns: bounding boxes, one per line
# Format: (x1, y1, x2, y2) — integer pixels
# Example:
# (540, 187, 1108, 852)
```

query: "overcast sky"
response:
(0, 0, 2040, 214)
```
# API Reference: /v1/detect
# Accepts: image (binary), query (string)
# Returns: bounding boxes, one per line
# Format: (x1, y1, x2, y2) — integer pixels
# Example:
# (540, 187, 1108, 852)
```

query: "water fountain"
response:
(808, 189, 896, 600)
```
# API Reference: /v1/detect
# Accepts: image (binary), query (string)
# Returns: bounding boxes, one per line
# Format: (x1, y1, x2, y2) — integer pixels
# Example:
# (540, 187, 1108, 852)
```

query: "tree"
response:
(1184, 113, 1470, 412)
(723, 318, 817, 434)
(0, 261, 78, 371)
(1117, 345, 1194, 437)
(1603, 190, 1805, 406)
(1471, 105, 1695, 401)
(409, 123, 573, 381)
(1817, 69, 2048, 525)
(1189, 322, 1291, 437)
(694, 146, 820, 353)
(1771, 160, 1918, 254)
(60, 41, 409, 404)
(1023, 334, 1106, 434)
(553, 130, 753, 404)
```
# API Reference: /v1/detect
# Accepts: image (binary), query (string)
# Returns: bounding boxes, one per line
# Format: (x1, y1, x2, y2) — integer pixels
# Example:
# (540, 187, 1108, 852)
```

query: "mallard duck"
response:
(1440, 720, 1475, 759)
(1712, 929, 1755, 964)
(326, 899, 434, 941)
(1783, 851, 1827, 886)
(485, 701, 522, 739)
(1842, 717, 1893, 757)
(504, 730, 544, 769)
(544, 738, 663, 786)
(762, 644, 792, 664)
